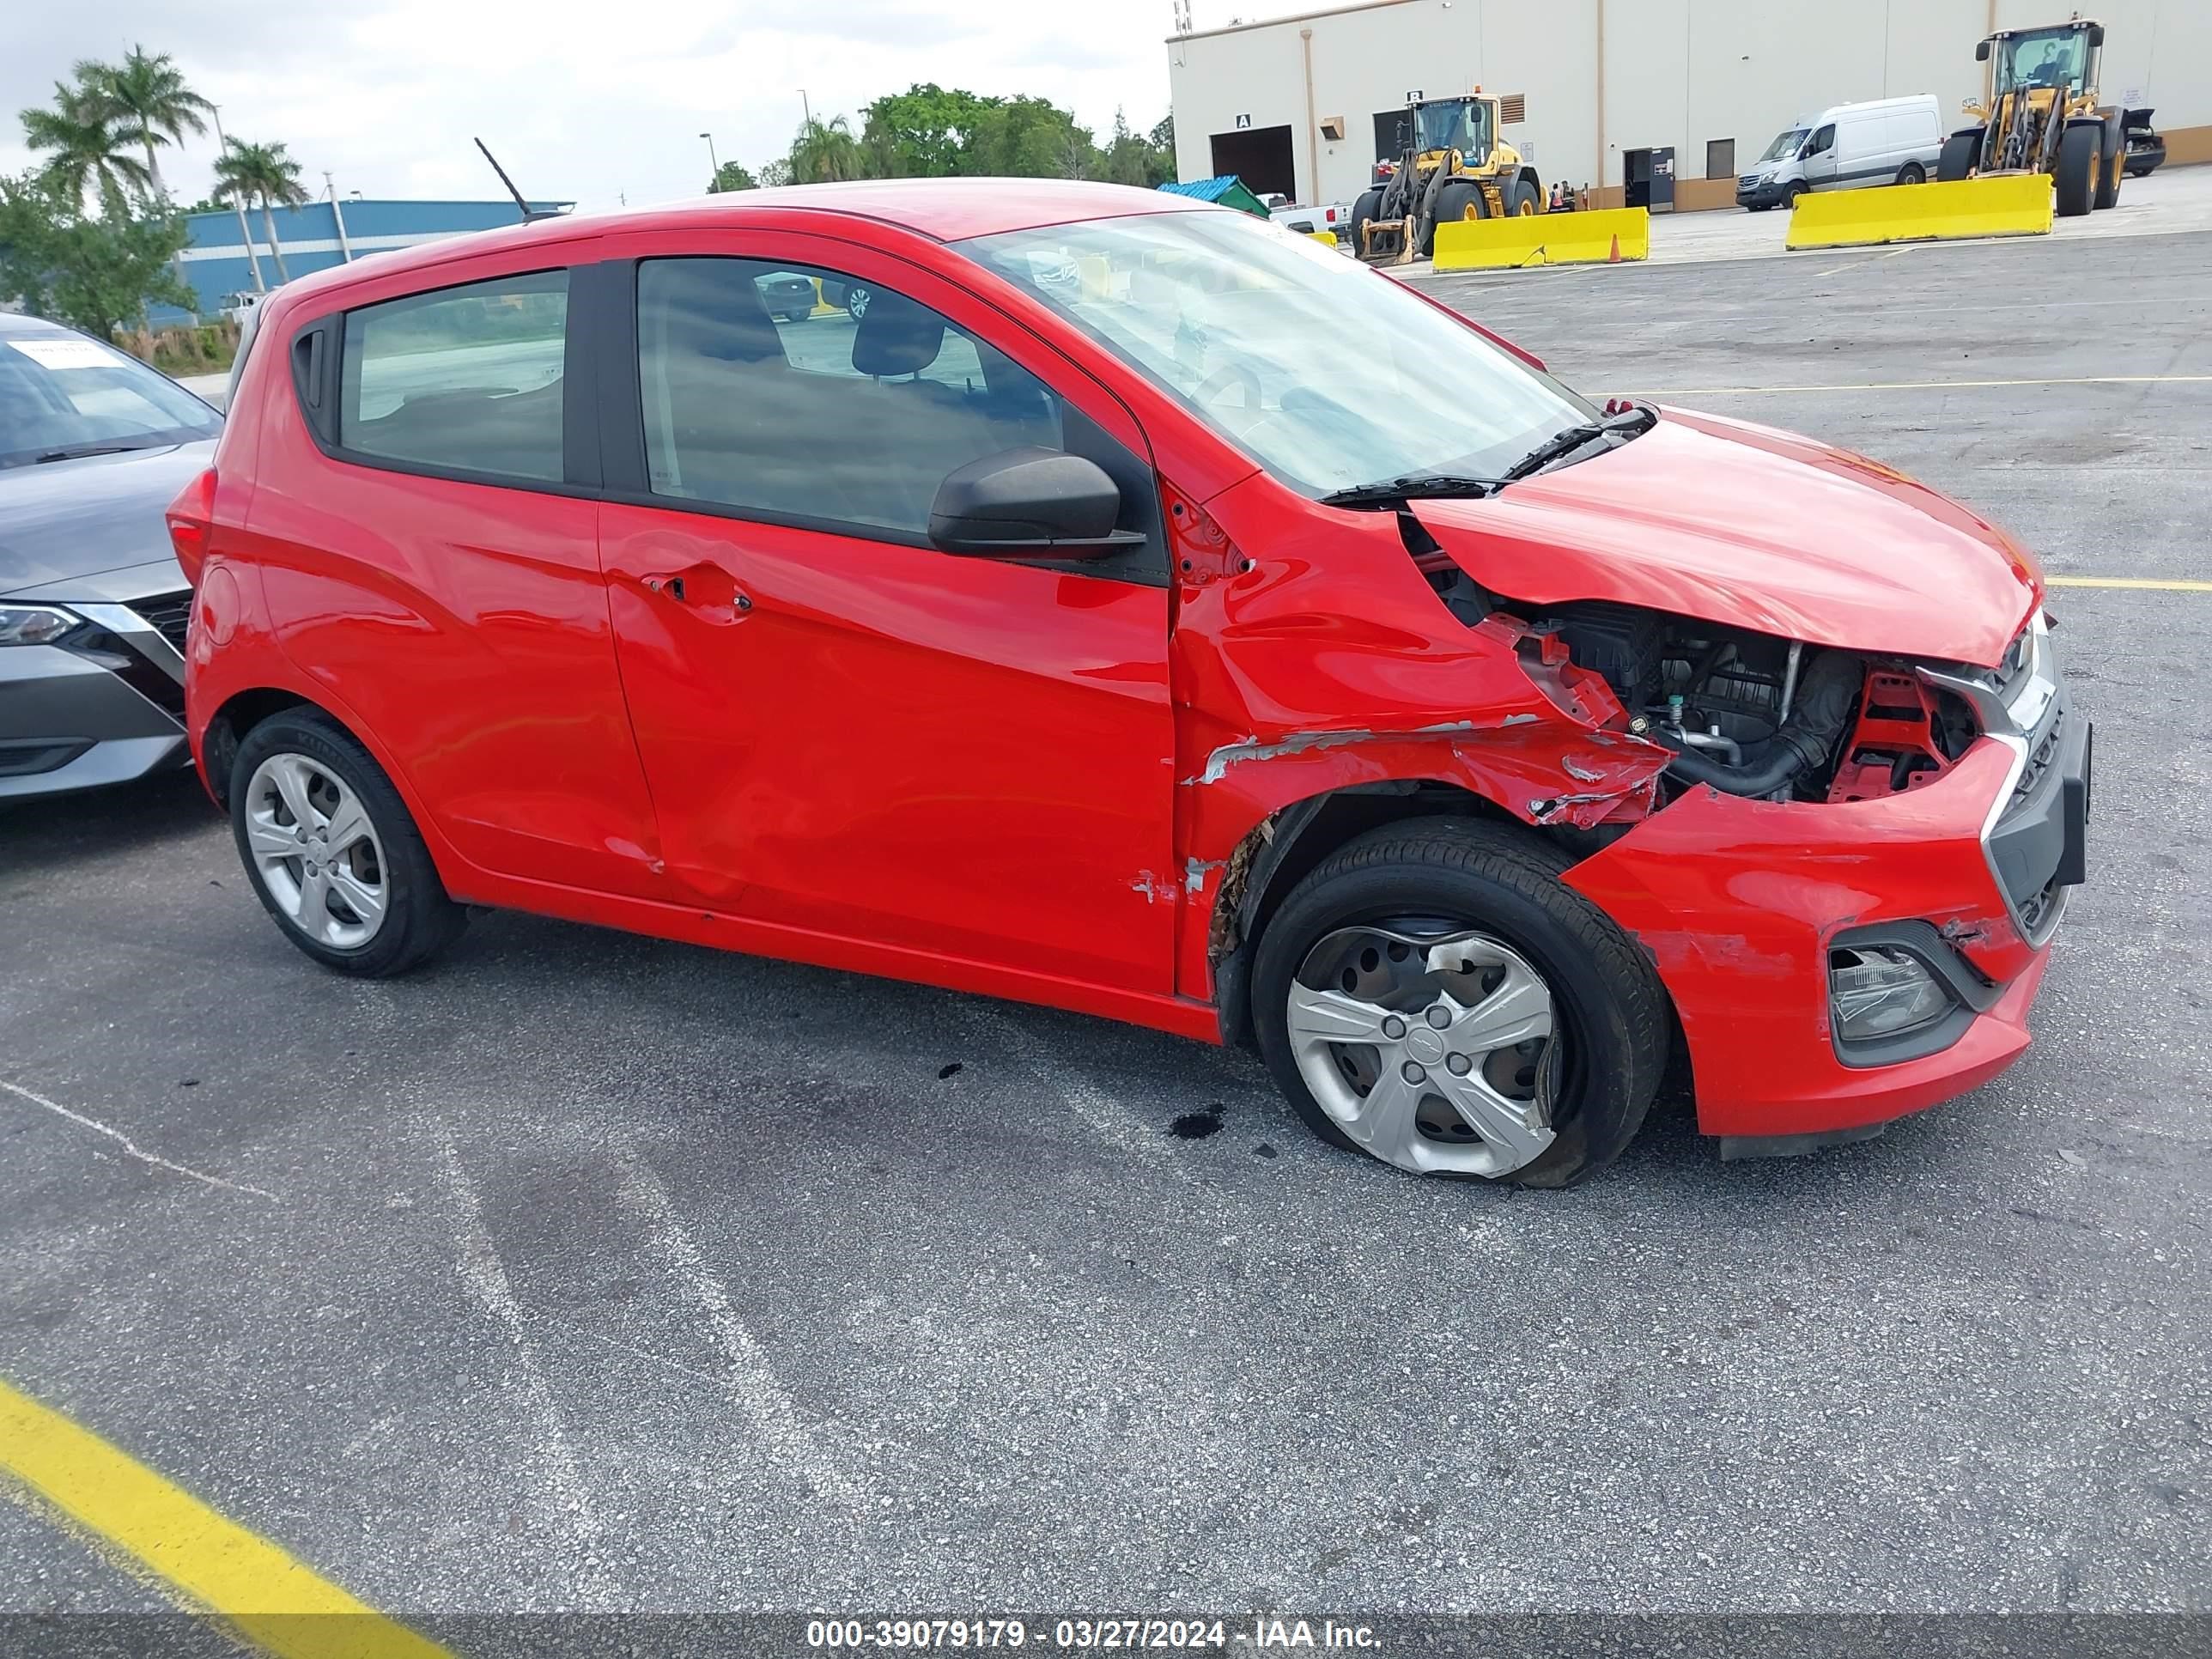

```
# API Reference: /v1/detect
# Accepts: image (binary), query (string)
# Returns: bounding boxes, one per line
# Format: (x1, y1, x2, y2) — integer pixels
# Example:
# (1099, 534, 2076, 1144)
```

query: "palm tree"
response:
(214, 137, 308, 283)
(20, 79, 152, 214)
(82, 47, 214, 200)
(787, 115, 867, 184)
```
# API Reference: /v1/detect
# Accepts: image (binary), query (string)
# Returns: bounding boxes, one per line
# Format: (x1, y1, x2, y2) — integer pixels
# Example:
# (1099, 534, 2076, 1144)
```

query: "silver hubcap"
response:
(1286, 924, 1559, 1178)
(244, 753, 388, 949)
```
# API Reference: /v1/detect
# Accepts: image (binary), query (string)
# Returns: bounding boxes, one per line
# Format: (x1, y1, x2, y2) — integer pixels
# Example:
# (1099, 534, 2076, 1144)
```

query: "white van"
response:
(1737, 95, 1944, 210)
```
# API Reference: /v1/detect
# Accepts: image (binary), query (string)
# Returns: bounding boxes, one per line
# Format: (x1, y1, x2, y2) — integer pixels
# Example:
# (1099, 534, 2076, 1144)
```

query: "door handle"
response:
(645, 567, 752, 619)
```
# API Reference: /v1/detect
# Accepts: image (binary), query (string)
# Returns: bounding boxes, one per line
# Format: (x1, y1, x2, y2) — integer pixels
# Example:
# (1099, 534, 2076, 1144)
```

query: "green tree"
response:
(213, 137, 307, 282)
(708, 159, 757, 192)
(20, 80, 152, 214)
(1099, 107, 1174, 187)
(859, 83, 997, 178)
(966, 96, 1092, 179)
(0, 168, 192, 336)
(786, 114, 869, 184)
(81, 46, 213, 199)
(756, 159, 793, 188)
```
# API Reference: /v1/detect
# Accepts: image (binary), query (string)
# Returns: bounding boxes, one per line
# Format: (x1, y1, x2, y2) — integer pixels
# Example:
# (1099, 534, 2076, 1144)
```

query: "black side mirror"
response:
(928, 447, 1143, 557)
(1975, 39, 1991, 61)
(2087, 24, 2103, 47)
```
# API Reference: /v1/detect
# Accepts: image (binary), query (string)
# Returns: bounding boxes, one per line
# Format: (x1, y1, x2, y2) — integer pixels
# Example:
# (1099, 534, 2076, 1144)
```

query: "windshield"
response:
(0, 330, 220, 470)
(962, 210, 1596, 497)
(1413, 99, 1490, 157)
(1996, 29, 2088, 95)
(1758, 128, 1808, 164)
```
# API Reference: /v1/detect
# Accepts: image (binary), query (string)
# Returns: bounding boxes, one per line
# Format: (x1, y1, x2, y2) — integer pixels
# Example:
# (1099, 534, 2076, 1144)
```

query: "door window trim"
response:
(289, 263, 601, 500)
(595, 249, 1170, 586)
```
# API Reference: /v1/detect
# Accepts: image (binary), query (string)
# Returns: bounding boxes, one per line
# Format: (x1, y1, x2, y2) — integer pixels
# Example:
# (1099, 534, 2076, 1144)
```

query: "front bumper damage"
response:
(1565, 613, 2085, 1143)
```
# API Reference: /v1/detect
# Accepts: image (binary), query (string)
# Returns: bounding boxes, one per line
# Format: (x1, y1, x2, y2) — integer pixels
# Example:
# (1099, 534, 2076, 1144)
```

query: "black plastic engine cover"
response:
(1547, 602, 1667, 707)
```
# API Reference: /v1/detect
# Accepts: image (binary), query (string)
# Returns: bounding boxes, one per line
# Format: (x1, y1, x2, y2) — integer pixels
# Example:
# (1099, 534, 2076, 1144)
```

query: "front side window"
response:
(963, 210, 1595, 498)
(0, 330, 220, 471)
(1808, 125, 1836, 155)
(635, 258, 1064, 536)
(339, 270, 568, 482)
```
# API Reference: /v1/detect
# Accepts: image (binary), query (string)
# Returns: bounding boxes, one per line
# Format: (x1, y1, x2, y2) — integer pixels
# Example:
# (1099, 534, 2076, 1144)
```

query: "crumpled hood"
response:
(1412, 409, 2040, 668)
(0, 441, 215, 597)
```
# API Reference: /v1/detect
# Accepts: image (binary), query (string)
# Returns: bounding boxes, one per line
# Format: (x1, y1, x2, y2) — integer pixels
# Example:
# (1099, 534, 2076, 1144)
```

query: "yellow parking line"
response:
(0, 1376, 451, 1659)
(2047, 575, 2212, 592)
(1651, 374, 2212, 394)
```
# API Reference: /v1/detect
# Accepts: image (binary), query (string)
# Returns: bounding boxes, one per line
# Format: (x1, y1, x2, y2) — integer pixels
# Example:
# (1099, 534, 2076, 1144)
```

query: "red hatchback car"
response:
(172, 179, 2087, 1186)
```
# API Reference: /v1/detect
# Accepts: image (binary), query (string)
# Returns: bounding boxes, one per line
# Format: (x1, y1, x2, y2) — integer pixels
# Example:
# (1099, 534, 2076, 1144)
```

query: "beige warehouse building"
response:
(1166, 0, 2211, 213)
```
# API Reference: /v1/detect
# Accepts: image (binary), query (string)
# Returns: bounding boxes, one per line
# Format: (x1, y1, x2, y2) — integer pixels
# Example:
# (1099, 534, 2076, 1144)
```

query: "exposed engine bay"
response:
(1533, 599, 1978, 804)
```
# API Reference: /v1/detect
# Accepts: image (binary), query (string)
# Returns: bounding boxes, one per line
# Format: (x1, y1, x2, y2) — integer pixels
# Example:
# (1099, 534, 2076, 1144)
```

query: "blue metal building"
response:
(165, 198, 572, 323)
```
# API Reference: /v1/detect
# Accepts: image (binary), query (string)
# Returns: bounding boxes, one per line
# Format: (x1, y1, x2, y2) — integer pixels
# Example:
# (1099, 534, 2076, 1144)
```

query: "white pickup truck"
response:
(1260, 193, 1354, 243)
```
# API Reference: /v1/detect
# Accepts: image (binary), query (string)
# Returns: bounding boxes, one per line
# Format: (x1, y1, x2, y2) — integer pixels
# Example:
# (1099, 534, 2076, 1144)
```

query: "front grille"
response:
(130, 589, 193, 655)
(2004, 705, 2065, 819)
(2015, 876, 2063, 939)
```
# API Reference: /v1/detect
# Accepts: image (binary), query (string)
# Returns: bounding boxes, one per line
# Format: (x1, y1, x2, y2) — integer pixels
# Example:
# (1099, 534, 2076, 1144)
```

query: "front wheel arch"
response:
(1210, 782, 1573, 1049)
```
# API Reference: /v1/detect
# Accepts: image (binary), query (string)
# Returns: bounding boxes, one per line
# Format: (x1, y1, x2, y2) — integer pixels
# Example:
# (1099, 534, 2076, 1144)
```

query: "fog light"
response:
(1830, 945, 1953, 1042)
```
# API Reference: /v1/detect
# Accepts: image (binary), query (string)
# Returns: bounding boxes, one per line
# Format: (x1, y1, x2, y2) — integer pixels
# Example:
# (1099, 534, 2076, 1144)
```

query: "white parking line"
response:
(432, 1126, 610, 1564)
(611, 1144, 860, 1507)
(0, 1079, 276, 1200)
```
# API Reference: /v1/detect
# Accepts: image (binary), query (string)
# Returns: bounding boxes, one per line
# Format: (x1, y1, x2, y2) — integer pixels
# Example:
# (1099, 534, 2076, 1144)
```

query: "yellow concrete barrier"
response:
(1785, 175, 2054, 250)
(1307, 228, 1338, 246)
(1431, 207, 1649, 270)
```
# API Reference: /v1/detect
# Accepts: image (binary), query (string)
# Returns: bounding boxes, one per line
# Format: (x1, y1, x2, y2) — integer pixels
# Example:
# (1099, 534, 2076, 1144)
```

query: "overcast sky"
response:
(5, 0, 1267, 214)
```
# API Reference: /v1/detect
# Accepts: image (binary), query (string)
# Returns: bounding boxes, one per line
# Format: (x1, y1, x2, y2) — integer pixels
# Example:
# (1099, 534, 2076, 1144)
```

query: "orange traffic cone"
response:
(1607, 233, 1621, 263)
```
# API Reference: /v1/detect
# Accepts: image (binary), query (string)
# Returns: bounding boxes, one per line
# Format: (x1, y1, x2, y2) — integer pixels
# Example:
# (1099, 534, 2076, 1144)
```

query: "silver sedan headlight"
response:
(0, 605, 78, 647)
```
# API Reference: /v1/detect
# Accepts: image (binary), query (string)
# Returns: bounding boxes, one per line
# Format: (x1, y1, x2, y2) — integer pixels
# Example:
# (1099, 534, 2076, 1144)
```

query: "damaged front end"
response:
(1172, 471, 2078, 1145)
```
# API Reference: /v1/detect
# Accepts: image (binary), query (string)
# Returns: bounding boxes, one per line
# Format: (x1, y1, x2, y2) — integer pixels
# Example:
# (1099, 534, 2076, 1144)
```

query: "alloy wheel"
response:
(244, 753, 389, 949)
(1286, 922, 1559, 1177)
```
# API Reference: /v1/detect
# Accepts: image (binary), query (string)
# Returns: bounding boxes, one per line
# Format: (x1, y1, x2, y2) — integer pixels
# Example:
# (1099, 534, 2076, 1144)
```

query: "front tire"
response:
(1349, 185, 1385, 261)
(1252, 818, 1669, 1188)
(1508, 179, 1541, 216)
(230, 709, 466, 977)
(1937, 132, 1980, 182)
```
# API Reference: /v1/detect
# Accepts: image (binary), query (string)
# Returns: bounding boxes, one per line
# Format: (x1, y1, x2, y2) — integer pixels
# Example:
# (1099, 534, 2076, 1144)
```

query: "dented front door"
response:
(594, 233, 1176, 995)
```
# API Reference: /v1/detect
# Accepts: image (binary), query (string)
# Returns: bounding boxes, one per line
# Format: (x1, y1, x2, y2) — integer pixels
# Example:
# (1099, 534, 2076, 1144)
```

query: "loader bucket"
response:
(1784, 175, 2054, 250)
(1359, 216, 1413, 264)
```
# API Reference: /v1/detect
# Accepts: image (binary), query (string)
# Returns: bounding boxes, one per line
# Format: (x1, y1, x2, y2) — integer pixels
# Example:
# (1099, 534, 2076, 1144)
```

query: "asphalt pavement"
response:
(3, 220, 2209, 1625)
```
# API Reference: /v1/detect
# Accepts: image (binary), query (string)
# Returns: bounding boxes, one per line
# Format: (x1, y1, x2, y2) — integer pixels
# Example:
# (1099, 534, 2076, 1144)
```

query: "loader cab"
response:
(1978, 21, 2103, 106)
(1411, 97, 1492, 162)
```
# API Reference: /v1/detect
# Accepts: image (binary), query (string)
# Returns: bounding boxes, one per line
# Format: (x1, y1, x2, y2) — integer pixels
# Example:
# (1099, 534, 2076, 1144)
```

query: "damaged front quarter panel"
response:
(1164, 475, 1673, 1005)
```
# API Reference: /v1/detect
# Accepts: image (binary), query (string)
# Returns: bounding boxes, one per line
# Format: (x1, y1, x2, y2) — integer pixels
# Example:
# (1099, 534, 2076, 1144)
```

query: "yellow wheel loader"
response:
(1352, 92, 1542, 265)
(1936, 17, 2125, 217)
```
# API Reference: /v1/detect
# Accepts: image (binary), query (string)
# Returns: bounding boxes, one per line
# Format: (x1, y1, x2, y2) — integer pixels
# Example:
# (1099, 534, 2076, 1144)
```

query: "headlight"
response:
(1830, 945, 1953, 1041)
(0, 605, 77, 647)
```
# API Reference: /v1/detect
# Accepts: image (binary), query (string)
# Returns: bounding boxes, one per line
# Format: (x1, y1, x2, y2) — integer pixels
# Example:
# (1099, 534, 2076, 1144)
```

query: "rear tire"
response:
(2056, 125, 2097, 217)
(1252, 817, 1670, 1188)
(1937, 132, 1980, 182)
(2094, 118, 2123, 210)
(229, 709, 466, 978)
(1896, 161, 1926, 186)
(1508, 179, 1541, 216)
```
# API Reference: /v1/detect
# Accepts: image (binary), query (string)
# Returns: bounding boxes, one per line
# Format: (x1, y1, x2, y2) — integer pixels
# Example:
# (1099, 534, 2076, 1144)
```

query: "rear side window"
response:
(339, 270, 568, 482)
(635, 257, 1063, 537)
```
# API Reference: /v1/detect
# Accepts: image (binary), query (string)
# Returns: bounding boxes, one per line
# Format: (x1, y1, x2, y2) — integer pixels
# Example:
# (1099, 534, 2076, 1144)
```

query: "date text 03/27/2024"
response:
(804, 1618, 1381, 1649)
